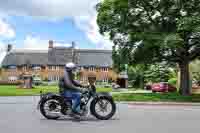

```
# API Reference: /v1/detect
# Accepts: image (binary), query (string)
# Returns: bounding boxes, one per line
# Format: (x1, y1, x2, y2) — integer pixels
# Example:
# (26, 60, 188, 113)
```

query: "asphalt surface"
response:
(0, 96, 200, 133)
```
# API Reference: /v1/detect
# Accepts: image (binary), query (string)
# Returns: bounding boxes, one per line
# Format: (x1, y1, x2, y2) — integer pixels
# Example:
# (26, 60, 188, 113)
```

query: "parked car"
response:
(151, 82, 177, 93)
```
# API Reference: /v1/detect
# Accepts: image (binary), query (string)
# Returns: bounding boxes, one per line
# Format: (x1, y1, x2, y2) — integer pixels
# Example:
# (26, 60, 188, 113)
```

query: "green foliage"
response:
(128, 64, 147, 88)
(168, 78, 177, 86)
(97, 0, 200, 95)
(144, 63, 176, 83)
(128, 63, 176, 88)
(113, 93, 200, 102)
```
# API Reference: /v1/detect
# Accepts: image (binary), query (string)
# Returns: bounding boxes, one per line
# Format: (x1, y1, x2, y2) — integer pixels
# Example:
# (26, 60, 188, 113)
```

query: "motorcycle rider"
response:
(63, 62, 87, 115)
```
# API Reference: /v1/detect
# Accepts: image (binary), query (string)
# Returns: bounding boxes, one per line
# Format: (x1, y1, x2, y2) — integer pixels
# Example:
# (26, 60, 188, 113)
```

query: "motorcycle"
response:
(37, 84, 116, 120)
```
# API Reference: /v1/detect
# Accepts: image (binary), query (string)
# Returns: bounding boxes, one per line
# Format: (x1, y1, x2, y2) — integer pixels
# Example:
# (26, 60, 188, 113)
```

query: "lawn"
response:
(112, 93, 200, 103)
(0, 85, 112, 96)
(1, 85, 200, 103)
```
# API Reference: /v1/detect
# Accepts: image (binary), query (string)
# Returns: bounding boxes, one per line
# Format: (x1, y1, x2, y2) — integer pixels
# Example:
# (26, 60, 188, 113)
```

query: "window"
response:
(48, 66, 56, 70)
(8, 65, 17, 69)
(89, 67, 95, 71)
(80, 66, 84, 70)
(52, 66, 55, 70)
(56, 76, 60, 81)
(101, 67, 108, 72)
(23, 66, 27, 71)
(8, 76, 18, 81)
(56, 66, 59, 70)
(83, 76, 87, 82)
(105, 77, 108, 82)
(48, 75, 60, 81)
(8, 66, 17, 72)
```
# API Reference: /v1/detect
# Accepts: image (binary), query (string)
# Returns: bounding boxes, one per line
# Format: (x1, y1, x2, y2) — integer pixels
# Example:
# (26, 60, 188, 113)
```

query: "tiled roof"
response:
(77, 49, 112, 67)
(48, 47, 74, 65)
(1, 48, 113, 67)
(2, 52, 48, 66)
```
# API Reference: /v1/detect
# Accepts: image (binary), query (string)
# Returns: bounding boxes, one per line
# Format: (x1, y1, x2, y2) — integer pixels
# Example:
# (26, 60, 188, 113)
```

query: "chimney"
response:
(7, 44, 12, 52)
(49, 40, 53, 48)
(72, 41, 76, 48)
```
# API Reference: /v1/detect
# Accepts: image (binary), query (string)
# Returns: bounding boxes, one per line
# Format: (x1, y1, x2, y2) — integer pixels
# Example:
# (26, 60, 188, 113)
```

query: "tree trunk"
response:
(179, 62, 190, 96)
(139, 75, 144, 89)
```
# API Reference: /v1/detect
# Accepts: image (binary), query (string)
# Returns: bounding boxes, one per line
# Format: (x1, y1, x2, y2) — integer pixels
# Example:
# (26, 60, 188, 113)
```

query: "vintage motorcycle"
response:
(37, 83, 116, 120)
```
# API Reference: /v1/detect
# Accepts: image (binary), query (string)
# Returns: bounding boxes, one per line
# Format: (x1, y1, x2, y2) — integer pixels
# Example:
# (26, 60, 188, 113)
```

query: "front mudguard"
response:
(90, 92, 115, 106)
(90, 92, 116, 120)
(37, 92, 63, 110)
(95, 92, 113, 100)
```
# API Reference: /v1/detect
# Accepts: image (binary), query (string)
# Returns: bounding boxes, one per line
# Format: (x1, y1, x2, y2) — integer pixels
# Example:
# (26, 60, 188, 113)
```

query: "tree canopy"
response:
(97, 0, 200, 95)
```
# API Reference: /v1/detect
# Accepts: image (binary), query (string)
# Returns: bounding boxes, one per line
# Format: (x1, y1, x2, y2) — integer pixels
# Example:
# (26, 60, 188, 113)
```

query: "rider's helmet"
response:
(65, 62, 76, 72)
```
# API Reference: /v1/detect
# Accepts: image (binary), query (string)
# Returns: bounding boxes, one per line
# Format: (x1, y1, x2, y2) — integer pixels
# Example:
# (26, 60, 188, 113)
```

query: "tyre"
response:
(40, 97, 61, 120)
(90, 96, 116, 120)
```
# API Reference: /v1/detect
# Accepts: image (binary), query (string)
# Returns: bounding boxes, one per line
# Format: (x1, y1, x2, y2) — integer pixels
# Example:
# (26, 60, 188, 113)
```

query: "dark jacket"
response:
(59, 70, 83, 92)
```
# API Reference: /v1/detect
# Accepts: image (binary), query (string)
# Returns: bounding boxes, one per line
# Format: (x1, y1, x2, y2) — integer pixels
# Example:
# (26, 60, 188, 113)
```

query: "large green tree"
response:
(97, 0, 200, 95)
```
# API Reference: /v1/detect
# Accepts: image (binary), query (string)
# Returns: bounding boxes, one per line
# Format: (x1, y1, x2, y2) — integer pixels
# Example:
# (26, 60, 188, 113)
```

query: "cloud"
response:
(0, 17, 15, 65)
(74, 14, 113, 49)
(0, 41, 7, 65)
(0, 0, 98, 19)
(22, 35, 71, 50)
(0, 19, 15, 38)
(0, 0, 113, 49)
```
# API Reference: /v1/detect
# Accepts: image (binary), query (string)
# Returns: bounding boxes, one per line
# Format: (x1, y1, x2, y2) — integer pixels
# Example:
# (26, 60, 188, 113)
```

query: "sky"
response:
(0, 0, 113, 64)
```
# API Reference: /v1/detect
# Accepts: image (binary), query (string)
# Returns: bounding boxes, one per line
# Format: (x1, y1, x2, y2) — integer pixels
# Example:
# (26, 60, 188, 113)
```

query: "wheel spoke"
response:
(43, 99, 61, 117)
(95, 99, 112, 117)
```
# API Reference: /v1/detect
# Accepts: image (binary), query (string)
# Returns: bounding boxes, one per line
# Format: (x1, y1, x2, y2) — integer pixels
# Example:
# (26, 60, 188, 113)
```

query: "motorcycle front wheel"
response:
(90, 96, 116, 120)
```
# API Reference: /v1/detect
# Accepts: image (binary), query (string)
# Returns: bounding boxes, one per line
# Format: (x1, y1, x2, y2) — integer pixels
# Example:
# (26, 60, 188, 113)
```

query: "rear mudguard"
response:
(37, 92, 64, 110)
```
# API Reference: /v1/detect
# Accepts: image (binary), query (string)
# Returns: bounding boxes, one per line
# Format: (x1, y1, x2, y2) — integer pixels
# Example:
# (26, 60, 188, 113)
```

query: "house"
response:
(1, 41, 118, 83)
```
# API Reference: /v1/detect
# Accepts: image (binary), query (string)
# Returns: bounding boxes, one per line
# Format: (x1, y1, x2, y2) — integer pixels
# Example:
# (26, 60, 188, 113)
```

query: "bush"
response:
(40, 81, 49, 86)
(168, 78, 177, 86)
(47, 81, 58, 86)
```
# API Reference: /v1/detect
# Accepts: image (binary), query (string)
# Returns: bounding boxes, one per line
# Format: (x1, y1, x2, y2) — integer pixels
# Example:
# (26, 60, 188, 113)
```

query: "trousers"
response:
(63, 90, 81, 113)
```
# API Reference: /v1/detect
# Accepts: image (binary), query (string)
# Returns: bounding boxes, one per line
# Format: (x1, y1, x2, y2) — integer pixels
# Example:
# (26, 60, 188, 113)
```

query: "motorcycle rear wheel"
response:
(40, 97, 61, 120)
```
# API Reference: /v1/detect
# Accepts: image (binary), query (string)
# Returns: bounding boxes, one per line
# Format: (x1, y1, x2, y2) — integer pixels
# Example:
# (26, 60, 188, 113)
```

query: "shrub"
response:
(168, 78, 177, 86)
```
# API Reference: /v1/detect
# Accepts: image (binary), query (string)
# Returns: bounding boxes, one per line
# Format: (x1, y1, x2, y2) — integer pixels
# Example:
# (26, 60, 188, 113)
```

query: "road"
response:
(0, 96, 200, 133)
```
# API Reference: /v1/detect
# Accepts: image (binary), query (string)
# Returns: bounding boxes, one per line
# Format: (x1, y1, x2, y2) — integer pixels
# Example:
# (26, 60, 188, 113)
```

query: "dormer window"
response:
(89, 66, 95, 71)
(8, 65, 17, 70)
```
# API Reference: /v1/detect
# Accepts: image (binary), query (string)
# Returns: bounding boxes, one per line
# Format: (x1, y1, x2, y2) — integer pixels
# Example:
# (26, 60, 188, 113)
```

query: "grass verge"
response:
(1, 85, 200, 103)
(0, 85, 112, 96)
(112, 93, 200, 102)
